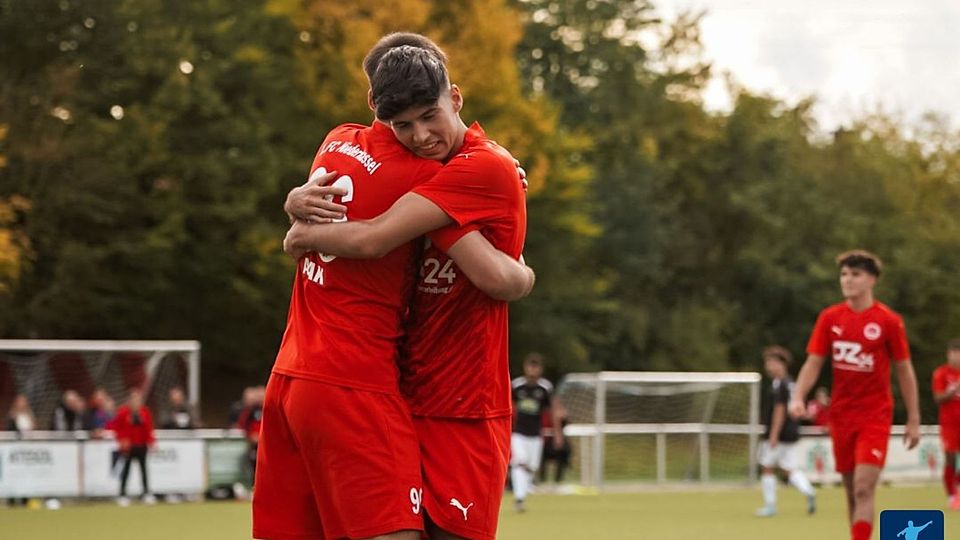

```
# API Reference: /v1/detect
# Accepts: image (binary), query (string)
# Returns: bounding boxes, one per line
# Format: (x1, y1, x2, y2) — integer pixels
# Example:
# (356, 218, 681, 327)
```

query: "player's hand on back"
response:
(285, 170, 348, 223)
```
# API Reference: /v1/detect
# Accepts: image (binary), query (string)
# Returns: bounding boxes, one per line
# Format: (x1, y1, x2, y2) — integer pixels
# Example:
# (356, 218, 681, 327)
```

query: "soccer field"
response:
(4, 485, 956, 540)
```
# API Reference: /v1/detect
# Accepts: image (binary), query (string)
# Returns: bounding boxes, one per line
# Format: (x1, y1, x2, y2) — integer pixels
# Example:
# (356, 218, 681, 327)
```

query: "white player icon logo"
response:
(450, 498, 474, 520)
(896, 519, 932, 540)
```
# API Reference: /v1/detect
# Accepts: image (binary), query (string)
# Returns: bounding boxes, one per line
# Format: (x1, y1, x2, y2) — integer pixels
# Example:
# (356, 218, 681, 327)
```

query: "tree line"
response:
(2, 0, 959, 420)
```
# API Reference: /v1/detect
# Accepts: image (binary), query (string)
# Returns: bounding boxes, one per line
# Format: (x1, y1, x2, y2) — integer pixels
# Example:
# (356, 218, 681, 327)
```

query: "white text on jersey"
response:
(320, 140, 382, 175)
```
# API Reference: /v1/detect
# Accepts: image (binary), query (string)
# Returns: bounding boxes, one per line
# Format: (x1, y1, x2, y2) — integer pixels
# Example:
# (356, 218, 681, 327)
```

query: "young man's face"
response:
(524, 362, 543, 380)
(839, 265, 876, 300)
(387, 85, 463, 161)
(948, 348, 960, 368)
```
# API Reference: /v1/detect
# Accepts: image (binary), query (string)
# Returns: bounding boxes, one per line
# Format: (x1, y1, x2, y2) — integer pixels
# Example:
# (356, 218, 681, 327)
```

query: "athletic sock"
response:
(511, 466, 529, 502)
(788, 470, 815, 497)
(851, 520, 872, 540)
(761, 473, 777, 508)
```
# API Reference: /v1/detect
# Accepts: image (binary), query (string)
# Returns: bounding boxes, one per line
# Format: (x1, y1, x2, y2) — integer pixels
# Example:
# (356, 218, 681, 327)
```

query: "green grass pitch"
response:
(4, 485, 957, 539)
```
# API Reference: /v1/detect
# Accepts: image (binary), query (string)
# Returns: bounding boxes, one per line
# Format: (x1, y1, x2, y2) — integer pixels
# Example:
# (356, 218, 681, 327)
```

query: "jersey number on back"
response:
(310, 166, 355, 265)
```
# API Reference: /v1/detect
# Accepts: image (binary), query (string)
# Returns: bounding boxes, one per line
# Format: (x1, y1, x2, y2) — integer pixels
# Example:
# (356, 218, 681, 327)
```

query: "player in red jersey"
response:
(253, 39, 533, 540)
(284, 42, 526, 540)
(788, 250, 921, 540)
(933, 339, 960, 510)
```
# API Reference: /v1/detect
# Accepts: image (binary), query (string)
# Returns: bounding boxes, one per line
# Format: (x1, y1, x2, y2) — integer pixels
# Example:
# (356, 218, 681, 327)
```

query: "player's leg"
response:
(841, 473, 855, 523)
(849, 464, 881, 540)
(415, 417, 511, 540)
(755, 442, 778, 516)
(284, 379, 424, 540)
(942, 423, 960, 508)
(779, 442, 815, 514)
(134, 446, 151, 499)
(510, 433, 533, 511)
(847, 422, 890, 540)
(252, 374, 327, 539)
(831, 425, 857, 523)
(118, 450, 132, 497)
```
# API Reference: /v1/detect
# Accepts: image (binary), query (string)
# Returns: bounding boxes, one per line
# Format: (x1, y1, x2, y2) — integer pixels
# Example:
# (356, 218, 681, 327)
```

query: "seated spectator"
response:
(805, 386, 831, 431)
(160, 387, 197, 429)
(51, 389, 88, 431)
(6, 394, 36, 434)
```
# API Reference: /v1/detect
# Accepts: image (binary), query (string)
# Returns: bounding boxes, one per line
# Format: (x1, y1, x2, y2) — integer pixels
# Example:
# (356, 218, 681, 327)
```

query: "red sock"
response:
(946, 462, 957, 497)
(851, 520, 872, 540)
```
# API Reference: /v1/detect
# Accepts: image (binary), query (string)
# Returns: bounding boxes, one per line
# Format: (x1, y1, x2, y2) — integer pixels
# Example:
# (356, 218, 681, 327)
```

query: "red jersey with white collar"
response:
(806, 301, 910, 424)
(401, 123, 526, 418)
(272, 122, 441, 394)
(933, 364, 960, 423)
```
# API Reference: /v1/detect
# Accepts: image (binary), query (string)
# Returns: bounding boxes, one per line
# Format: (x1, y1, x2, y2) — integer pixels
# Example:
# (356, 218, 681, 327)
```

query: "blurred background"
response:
(2, 0, 959, 426)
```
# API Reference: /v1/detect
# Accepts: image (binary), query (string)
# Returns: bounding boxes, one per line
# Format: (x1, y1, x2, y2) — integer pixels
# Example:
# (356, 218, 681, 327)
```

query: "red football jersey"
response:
(933, 365, 960, 422)
(806, 301, 910, 424)
(272, 122, 441, 394)
(401, 123, 526, 418)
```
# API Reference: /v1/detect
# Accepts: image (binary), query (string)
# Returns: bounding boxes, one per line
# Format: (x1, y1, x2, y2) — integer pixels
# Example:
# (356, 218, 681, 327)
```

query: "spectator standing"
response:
(160, 387, 197, 430)
(539, 399, 572, 484)
(113, 389, 156, 506)
(236, 385, 264, 483)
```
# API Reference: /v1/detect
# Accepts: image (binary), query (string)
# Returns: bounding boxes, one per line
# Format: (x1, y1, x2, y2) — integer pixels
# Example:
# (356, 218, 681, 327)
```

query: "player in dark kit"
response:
(754, 346, 815, 518)
(789, 250, 920, 540)
(510, 353, 562, 513)
(284, 40, 528, 540)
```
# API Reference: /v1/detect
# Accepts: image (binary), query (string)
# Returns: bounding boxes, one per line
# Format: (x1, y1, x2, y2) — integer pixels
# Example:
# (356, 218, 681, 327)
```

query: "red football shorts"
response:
(830, 421, 891, 473)
(252, 373, 424, 540)
(941, 418, 960, 453)
(413, 416, 511, 540)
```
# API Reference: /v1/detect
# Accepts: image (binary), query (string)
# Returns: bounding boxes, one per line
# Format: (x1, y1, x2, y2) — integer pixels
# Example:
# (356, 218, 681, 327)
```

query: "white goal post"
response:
(0, 340, 201, 429)
(557, 371, 762, 490)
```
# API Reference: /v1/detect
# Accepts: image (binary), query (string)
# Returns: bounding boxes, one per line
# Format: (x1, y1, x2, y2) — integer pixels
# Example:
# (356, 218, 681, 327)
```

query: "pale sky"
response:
(650, 0, 960, 131)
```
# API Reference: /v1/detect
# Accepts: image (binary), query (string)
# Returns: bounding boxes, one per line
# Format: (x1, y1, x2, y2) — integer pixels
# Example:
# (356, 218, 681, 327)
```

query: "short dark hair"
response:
(363, 32, 447, 81)
(371, 45, 449, 120)
(836, 249, 882, 276)
(949, 339, 960, 351)
(762, 345, 793, 365)
(523, 352, 544, 368)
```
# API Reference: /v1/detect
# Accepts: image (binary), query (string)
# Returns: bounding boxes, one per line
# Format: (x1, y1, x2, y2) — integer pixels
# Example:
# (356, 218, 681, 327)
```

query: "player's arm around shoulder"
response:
(445, 232, 534, 301)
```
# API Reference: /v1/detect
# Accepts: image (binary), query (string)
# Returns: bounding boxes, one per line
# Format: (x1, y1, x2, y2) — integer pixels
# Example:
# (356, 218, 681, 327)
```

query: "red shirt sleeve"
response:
(933, 368, 947, 394)
(427, 224, 479, 252)
(887, 313, 911, 361)
(806, 310, 831, 356)
(412, 151, 520, 228)
(143, 408, 156, 445)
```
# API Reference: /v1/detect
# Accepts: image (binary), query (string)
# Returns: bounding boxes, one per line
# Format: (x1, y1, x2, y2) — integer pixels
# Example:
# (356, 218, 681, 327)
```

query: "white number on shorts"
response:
(410, 487, 422, 515)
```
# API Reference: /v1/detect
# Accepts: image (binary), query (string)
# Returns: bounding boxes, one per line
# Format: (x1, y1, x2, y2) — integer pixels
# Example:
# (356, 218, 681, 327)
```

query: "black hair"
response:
(363, 32, 447, 81)
(370, 45, 449, 121)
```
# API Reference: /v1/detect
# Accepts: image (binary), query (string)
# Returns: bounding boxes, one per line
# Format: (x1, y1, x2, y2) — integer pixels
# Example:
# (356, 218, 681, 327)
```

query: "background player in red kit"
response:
(285, 42, 526, 540)
(933, 339, 960, 510)
(788, 250, 921, 540)
(253, 37, 533, 540)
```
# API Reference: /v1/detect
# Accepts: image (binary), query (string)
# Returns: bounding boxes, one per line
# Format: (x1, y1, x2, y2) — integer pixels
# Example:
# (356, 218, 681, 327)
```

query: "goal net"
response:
(556, 371, 761, 489)
(0, 340, 201, 431)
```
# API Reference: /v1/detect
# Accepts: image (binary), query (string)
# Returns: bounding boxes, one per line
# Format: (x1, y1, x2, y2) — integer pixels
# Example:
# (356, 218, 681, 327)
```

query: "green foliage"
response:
(2, 0, 960, 421)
